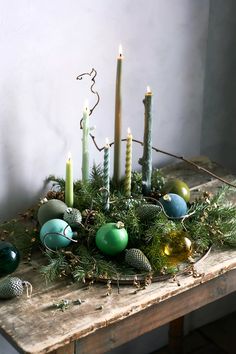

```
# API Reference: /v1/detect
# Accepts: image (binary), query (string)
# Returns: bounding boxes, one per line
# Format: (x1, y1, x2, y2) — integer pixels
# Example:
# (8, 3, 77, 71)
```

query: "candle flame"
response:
(84, 99, 89, 111)
(146, 86, 151, 94)
(118, 44, 123, 57)
(105, 137, 109, 145)
(127, 127, 131, 135)
(68, 152, 72, 160)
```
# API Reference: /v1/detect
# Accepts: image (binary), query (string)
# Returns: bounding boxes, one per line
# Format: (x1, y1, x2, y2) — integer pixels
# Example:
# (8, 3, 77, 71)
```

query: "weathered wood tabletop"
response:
(1, 157, 236, 354)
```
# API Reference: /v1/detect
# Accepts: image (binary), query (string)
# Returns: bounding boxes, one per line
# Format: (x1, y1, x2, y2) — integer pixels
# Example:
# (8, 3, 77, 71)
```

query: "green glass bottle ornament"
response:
(0, 241, 20, 277)
(96, 221, 128, 256)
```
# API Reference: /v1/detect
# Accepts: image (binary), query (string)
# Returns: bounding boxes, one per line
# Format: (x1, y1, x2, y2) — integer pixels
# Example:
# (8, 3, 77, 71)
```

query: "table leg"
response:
(168, 316, 184, 354)
(51, 341, 75, 354)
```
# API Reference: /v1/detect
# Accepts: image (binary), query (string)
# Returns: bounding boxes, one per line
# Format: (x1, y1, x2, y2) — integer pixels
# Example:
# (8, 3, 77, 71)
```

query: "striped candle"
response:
(103, 138, 110, 211)
(124, 128, 133, 197)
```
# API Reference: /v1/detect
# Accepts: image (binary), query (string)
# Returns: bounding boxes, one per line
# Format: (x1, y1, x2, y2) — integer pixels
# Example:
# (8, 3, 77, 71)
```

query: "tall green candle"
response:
(65, 153, 74, 207)
(139, 87, 153, 196)
(103, 138, 110, 211)
(82, 101, 90, 183)
(113, 45, 123, 188)
(124, 128, 132, 197)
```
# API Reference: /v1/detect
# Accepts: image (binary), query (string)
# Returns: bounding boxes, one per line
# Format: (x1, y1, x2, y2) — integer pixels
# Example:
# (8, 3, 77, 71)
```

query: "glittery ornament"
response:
(0, 277, 32, 299)
(125, 248, 152, 272)
(0, 241, 20, 277)
(136, 204, 161, 222)
(63, 208, 82, 228)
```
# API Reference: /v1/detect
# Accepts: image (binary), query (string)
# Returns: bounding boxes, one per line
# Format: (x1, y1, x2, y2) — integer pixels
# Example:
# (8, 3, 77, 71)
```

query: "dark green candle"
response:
(140, 87, 153, 195)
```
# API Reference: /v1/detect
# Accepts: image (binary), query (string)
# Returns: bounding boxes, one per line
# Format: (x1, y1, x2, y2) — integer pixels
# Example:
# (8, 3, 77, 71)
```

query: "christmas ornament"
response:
(159, 193, 188, 218)
(125, 248, 152, 272)
(40, 219, 74, 250)
(0, 241, 20, 277)
(37, 199, 68, 226)
(163, 231, 192, 265)
(96, 221, 128, 256)
(136, 204, 161, 222)
(63, 207, 82, 228)
(162, 179, 190, 203)
(0, 277, 32, 299)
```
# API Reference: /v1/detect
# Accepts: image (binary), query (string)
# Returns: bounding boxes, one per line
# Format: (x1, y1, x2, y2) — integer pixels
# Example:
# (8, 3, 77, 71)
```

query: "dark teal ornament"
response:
(40, 219, 74, 250)
(159, 193, 188, 218)
(0, 241, 20, 277)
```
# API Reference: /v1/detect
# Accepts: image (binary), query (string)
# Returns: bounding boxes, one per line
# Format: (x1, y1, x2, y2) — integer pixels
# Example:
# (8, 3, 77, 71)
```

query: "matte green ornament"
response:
(96, 222, 128, 256)
(162, 179, 190, 203)
(0, 241, 20, 277)
(37, 199, 68, 226)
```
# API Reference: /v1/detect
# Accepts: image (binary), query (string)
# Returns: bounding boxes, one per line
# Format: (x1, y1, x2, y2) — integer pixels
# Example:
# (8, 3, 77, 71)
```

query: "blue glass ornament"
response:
(40, 219, 74, 250)
(0, 241, 20, 277)
(159, 193, 188, 218)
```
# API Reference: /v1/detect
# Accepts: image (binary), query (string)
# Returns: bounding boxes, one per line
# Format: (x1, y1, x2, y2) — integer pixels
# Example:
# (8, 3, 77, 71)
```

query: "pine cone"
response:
(125, 248, 152, 272)
(0, 277, 24, 299)
(82, 209, 97, 224)
(46, 191, 65, 201)
(63, 208, 82, 228)
(136, 204, 161, 222)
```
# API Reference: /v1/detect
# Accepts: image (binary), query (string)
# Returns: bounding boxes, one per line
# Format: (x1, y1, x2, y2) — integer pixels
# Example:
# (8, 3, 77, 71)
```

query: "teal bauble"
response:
(162, 179, 190, 203)
(0, 241, 20, 277)
(159, 193, 188, 218)
(37, 199, 68, 226)
(96, 222, 128, 256)
(40, 219, 74, 250)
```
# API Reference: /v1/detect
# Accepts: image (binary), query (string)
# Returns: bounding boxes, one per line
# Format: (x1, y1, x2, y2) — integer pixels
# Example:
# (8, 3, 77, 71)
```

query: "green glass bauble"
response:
(96, 222, 128, 256)
(162, 179, 190, 203)
(0, 241, 20, 277)
(40, 219, 74, 250)
(163, 231, 192, 265)
(37, 199, 68, 226)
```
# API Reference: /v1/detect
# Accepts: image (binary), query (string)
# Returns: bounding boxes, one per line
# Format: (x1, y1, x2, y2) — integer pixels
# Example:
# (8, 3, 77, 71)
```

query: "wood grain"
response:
(0, 157, 235, 354)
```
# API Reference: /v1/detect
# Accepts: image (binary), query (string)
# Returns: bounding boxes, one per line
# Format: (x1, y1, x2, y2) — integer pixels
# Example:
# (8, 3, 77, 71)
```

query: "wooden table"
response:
(1, 157, 236, 354)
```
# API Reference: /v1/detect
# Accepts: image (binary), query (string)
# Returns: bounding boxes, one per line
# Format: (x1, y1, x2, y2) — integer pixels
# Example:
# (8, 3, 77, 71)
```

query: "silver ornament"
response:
(0, 277, 32, 299)
(63, 208, 82, 228)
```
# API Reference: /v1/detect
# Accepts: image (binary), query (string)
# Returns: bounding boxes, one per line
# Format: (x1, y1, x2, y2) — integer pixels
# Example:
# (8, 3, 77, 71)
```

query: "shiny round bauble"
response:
(159, 193, 188, 218)
(37, 199, 68, 226)
(40, 219, 74, 250)
(163, 231, 192, 265)
(162, 179, 190, 203)
(96, 222, 128, 256)
(0, 241, 20, 277)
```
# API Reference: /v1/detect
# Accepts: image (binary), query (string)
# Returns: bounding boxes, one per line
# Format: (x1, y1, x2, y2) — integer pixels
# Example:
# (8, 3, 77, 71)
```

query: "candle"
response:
(65, 153, 74, 207)
(124, 128, 132, 197)
(139, 86, 153, 195)
(103, 138, 110, 211)
(113, 45, 123, 188)
(82, 100, 90, 183)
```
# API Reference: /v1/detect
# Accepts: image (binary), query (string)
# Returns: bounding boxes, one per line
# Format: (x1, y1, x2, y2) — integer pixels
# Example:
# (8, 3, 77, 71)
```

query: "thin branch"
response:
(90, 136, 236, 188)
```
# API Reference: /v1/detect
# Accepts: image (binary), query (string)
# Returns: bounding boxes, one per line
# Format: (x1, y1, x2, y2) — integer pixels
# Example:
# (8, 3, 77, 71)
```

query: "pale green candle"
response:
(82, 101, 90, 183)
(139, 86, 153, 196)
(113, 45, 123, 188)
(65, 153, 74, 207)
(124, 128, 132, 197)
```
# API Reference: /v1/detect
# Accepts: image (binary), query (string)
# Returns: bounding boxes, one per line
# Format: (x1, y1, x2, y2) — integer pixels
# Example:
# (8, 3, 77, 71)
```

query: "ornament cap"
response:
(116, 221, 124, 229)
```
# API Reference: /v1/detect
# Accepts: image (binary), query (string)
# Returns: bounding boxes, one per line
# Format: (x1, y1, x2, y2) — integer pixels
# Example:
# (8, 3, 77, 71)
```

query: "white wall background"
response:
(1, 0, 236, 353)
(0, 0, 209, 221)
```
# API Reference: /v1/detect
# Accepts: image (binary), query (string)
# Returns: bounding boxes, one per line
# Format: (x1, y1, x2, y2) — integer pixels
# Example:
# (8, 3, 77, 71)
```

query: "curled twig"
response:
(77, 68, 100, 128)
